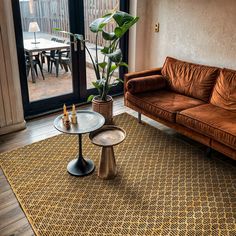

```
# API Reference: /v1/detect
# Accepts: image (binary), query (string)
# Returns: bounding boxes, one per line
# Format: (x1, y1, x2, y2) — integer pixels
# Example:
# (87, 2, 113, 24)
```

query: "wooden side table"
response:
(89, 125, 126, 179)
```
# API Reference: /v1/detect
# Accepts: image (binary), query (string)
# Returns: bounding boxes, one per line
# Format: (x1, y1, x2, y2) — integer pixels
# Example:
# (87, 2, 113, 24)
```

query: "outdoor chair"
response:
(48, 41, 70, 77)
(50, 48, 71, 77)
(58, 49, 71, 72)
(41, 37, 57, 65)
(43, 39, 66, 74)
(55, 39, 65, 43)
(25, 53, 45, 80)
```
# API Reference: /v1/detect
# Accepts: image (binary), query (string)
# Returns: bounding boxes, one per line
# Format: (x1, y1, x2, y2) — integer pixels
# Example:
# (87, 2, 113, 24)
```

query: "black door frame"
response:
(12, 0, 129, 118)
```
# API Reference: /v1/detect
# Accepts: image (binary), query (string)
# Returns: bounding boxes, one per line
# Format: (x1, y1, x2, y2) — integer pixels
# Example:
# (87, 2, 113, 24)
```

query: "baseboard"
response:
(0, 120, 26, 135)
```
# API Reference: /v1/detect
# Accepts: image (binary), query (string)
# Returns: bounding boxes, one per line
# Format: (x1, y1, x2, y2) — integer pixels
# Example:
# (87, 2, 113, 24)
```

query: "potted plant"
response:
(56, 10, 139, 123)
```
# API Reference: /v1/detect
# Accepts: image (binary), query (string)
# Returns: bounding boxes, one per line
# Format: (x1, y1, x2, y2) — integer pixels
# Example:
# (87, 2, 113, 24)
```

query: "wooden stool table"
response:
(89, 125, 126, 179)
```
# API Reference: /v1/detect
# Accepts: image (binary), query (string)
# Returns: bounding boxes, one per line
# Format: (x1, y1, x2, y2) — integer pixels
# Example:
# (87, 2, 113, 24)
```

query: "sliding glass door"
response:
(12, 0, 128, 117)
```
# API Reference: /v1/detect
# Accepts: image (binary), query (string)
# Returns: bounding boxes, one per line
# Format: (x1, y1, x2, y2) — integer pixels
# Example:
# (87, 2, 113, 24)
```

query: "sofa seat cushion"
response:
(161, 57, 220, 102)
(210, 68, 236, 112)
(125, 90, 205, 123)
(176, 104, 236, 150)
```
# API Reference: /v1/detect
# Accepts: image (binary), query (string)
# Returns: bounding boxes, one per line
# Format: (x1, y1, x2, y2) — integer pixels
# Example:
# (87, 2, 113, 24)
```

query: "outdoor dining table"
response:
(24, 38, 70, 83)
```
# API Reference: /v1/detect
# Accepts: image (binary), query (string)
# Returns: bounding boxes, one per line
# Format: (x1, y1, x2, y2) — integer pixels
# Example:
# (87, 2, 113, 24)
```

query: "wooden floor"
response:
(0, 96, 235, 236)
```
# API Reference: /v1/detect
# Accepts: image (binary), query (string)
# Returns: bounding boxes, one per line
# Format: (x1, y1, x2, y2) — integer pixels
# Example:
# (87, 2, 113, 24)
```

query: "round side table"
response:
(54, 110, 105, 176)
(89, 125, 126, 179)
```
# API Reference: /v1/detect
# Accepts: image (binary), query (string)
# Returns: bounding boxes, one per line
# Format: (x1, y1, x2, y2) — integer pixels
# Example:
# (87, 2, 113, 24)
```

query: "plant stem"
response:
(95, 33, 100, 80)
(101, 45, 107, 78)
(114, 40, 119, 50)
(84, 44, 100, 81)
(110, 39, 117, 52)
(102, 57, 112, 100)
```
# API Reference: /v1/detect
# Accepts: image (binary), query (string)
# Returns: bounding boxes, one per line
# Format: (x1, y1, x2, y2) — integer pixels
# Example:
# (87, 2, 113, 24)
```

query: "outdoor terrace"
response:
(24, 32, 100, 101)
(20, 0, 119, 102)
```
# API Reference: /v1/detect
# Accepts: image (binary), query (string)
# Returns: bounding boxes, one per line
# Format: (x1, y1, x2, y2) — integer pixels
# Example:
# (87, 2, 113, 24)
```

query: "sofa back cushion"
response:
(210, 68, 236, 112)
(161, 57, 220, 102)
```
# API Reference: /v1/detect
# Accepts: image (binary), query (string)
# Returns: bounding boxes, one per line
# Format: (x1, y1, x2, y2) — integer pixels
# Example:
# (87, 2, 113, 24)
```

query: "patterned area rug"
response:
(0, 113, 235, 236)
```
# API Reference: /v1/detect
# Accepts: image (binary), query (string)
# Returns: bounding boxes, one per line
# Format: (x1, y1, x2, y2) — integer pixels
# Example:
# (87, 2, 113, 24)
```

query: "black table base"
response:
(67, 157, 95, 176)
(67, 133, 95, 176)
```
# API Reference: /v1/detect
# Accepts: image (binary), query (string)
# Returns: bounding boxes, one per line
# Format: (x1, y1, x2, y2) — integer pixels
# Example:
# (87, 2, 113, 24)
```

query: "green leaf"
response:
(53, 28, 74, 36)
(106, 49, 122, 63)
(109, 63, 128, 76)
(110, 64, 118, 74)
(114, 14, 139, 38)
(89, 18, 106, 32)
(111, 64, 118, 70)
(89, 13, 113, 33)
(102, 31, 116, 40)
(108, 83, 118, 89)
(103, 12, 113, 18)
(99, 78, 106, 86)
(101, 47, 110, 54)
(87, 95, 95, 102)
(113, 11, 137, 26)
(98, 62, 107, 69)
(118, 62, 129, 67)
(91, 80, 104, 96)
(92, 81, 102, 89)
(74, 34, 84, 41)
(116, 78, 124, 83)
(114, 27, 123, 37)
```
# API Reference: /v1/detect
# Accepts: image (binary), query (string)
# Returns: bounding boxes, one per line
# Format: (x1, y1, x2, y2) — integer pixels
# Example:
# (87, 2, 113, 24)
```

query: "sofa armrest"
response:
(126, 75, 167, 94)
(125, 67, 162, 81)
(124, 67, 162, 93)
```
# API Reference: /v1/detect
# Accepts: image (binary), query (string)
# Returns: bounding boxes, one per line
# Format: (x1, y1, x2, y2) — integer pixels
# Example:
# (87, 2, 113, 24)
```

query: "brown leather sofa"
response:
(124, 57, 236, 160)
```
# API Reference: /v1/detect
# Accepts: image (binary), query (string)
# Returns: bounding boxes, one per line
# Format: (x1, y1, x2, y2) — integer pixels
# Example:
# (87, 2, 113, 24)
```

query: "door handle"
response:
(79, 35, 85, 51)
(80, 40, 84, 51)
(72, 35, 85, 52)
(73, 39, 78, 52)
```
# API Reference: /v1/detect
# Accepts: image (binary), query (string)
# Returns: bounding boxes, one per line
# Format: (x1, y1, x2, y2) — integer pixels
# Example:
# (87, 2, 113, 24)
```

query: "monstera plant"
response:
(56, 10, 139, 123)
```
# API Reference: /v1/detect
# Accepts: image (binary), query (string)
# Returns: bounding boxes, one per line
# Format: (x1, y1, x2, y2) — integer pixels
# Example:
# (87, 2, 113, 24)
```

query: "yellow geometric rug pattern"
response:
(0, 113, 235, 236)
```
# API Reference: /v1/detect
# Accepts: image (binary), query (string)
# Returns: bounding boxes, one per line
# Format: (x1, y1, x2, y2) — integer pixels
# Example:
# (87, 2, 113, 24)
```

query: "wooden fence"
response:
(20, 0, 119, 46)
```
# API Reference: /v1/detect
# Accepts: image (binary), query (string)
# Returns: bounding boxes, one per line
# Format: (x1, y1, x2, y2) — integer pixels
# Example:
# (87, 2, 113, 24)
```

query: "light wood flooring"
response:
(0, 96, 235, 236)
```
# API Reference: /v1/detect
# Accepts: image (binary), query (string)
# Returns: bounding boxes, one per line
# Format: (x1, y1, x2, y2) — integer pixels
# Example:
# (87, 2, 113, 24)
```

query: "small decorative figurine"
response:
(71, 104, 78, 124)
(65, 112, 70, 129)
(62, 104, 67, 123)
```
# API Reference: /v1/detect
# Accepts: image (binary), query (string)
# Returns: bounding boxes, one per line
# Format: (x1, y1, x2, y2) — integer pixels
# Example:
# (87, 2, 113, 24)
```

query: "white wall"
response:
(129, 0, 236, 71)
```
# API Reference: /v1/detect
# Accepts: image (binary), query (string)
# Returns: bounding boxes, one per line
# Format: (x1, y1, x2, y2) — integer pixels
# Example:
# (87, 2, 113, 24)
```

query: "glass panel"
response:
(19, 0, 73, 102)
(83, 0, 120, 90)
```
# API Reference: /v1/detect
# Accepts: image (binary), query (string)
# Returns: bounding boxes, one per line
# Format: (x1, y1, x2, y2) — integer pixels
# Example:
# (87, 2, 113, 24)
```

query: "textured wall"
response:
(129, 0, 149, 71)
(0, 0, 25, 135)
(137, 0, 236, 70)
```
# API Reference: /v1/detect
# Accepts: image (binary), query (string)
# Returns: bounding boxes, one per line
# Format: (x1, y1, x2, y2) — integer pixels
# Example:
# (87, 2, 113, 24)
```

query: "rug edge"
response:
(0, 166, 40, 236)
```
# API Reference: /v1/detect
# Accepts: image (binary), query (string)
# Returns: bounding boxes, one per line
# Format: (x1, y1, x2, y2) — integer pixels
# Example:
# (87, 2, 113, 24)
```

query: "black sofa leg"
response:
(138, 112, 142, 123)
(206, 147, 212, 157)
